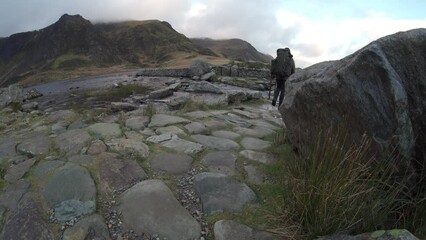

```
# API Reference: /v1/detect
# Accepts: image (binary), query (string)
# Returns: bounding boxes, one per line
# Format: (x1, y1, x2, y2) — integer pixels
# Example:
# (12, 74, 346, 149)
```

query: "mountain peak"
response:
(55, 14, 90, 27)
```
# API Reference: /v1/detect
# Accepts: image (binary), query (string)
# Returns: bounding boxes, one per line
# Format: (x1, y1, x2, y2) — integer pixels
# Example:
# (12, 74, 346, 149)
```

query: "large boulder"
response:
(280, 29, 426, 174)
(0, 84, 23, 109)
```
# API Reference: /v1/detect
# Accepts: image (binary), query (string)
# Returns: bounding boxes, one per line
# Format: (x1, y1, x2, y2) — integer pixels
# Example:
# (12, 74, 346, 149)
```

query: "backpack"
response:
(274, 48, 292, 78)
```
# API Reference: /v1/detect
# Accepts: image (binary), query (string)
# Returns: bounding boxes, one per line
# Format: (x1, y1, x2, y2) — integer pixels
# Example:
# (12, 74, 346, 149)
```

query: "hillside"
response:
(191, 38, 273, 63)
(0, 14, 272, 87)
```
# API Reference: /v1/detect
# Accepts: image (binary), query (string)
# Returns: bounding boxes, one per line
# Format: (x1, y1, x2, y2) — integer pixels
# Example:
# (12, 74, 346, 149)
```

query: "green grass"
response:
(269, 129, 426, 239)
(51, 53, 90, 70)
(84, 83, 150, 101)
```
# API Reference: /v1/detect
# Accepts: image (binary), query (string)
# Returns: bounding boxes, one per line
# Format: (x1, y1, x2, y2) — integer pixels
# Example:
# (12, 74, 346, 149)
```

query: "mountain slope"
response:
(0, 14, 272, 87)
(191, 38, 273, 63)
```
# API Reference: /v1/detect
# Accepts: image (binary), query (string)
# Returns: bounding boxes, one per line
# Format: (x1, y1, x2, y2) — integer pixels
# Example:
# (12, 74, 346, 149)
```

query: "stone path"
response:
(0, 92, 284, 239)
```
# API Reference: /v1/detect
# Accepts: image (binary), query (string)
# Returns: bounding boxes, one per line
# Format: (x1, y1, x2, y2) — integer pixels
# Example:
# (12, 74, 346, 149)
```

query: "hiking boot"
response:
(271, 100, 276, 106)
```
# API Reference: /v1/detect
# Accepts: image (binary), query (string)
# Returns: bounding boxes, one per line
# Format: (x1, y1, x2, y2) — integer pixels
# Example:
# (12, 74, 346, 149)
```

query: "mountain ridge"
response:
(0, 14, 272, 87)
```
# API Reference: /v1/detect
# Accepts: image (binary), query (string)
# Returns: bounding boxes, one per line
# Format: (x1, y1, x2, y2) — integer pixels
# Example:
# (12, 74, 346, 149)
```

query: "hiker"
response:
(270, 47, 295, 107)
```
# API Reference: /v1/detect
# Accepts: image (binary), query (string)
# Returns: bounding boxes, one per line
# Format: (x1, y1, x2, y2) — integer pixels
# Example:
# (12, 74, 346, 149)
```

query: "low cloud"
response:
(0, 0, 425, 68)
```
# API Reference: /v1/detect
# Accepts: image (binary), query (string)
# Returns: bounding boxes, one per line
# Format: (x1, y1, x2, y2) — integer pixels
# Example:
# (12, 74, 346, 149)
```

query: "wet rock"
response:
(5, 158, 36, 183)
(99, 153, 147, 193)
(239, 150, 277, 165)
(202, 151, 236, 175)
(161, 138, 205, 154)
(43, 163, 96, 222)
(151, 152, 193, 175)
(194, 172, 256, 214)
(55, 129, 91, 156)
(148, 114, 191, 128)
(117, 180, 201, 240)
(63, 214, 111, 240)
(87, 123, 122, 138)
(0, 195, 54, 240)
(214, 220, 279, 240)
(125, 116, 149, 130)
(240, 137, 271, 150)
(16, 134, 51, 156)
(191, 135, 240, 151)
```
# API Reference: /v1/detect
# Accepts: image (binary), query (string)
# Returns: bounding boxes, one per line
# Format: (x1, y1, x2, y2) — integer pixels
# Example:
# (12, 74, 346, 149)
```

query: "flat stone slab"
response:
(63, 214, 111, 240)
(193, 172, 256, 214)
(87, 123, 122, 138)
(214, 220, 279, 240)
(5, 158, 36, 183)
(161, 138, 204, 154)
(184, 111, 213, 119)
(244, 165, 265, 185)
(215, 113, 252, 128)
(55, 129, 92, 156)
(16, 134, 51, 156)
(106, 138, 150, 158)
(240, 137, 271, 150)
(146, 133, 176, 144)
(1, 195, 54, 240)
(155, 125, 187, 136)
(69, 155, 94, 165)
(0, 179, 30, 212)
(203, 119, 228, 130)
(184, 122, 208, 134)
(191, 135, 240, 151)
(239, 150, 277, 165)
(32, 160, 65, 179)
(150, 153, 193, 175)
(202, 151, 236, 175)
(148, 114, 191, 128)
(232, 109, 260, 119)
(87, 139, 107, 155)
(43, 163, 96, 222)
(234, 126, 274, 138)
(117, 180, 201, 240)
(99, 153, 148, 193)
(125, 116, 149, 130)
(211, 130, 241, 140)
(0, 136, 17, 160)
(48, 109, 77, 123)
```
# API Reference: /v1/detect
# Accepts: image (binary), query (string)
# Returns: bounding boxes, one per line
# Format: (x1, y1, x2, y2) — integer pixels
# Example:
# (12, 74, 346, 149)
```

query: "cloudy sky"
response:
(1, 0, 425, 67)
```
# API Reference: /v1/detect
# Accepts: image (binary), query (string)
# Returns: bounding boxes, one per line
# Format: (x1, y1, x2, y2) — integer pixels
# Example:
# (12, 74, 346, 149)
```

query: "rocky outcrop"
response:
(280, 29, 426, 175)
(0, 84, 23, 109)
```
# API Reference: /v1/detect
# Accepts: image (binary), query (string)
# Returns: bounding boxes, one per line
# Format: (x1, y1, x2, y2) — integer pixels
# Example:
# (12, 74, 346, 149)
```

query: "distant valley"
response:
(0, 14, 272, 87)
